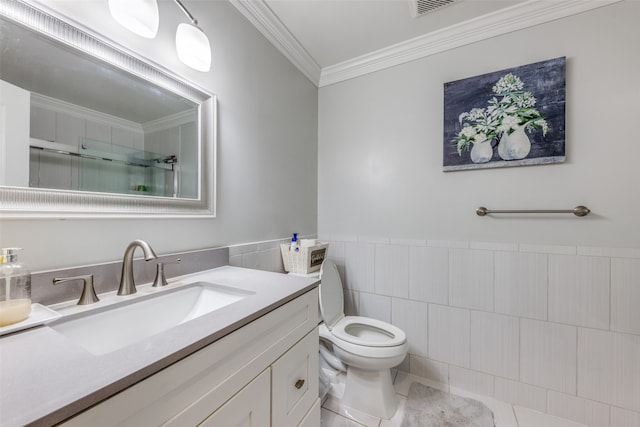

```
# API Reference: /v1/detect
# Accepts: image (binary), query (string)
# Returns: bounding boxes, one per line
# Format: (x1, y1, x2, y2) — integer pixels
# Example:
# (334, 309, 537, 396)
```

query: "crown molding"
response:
(319, 0, 622, 87)
(229, 0, 622, 88)
(229, 0, 321, 85)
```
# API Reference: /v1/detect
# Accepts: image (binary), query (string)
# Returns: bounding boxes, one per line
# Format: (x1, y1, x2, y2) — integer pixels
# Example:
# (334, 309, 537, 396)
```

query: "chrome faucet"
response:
(117, 240, 158, 296)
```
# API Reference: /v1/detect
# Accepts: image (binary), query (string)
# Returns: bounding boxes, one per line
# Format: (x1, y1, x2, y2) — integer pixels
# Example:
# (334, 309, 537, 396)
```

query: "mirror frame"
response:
(0, 0, 216, 218)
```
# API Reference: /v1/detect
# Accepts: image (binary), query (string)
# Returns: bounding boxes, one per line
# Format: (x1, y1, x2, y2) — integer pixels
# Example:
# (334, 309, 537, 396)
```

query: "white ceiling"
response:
(230, 0, 622, 87)
(263, 0, 525, 68)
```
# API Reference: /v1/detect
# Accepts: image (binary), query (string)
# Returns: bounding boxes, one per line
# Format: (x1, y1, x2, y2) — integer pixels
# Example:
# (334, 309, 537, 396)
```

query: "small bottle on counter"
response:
(0, 248, 32, 327)
(290, 233, 300, 252)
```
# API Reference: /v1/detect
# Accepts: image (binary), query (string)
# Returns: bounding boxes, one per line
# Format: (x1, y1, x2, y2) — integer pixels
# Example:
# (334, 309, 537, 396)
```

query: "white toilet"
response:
(318, 259, 408, 419)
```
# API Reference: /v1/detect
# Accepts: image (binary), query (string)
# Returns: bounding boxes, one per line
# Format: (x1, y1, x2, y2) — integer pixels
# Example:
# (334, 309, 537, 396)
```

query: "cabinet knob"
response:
(294, 379, 305, 389)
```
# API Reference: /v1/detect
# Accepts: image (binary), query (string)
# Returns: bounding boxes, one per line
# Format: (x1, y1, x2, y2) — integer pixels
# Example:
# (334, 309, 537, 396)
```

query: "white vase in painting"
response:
(470, 140, 493, 164)
(498, 125, 531, 160)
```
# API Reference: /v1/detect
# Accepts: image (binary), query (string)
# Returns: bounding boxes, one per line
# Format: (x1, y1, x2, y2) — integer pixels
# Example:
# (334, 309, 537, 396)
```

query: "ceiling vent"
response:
(409, 0, 457, 18)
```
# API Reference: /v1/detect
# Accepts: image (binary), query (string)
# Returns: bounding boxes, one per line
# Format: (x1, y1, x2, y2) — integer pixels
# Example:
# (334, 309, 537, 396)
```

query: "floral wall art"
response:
(443, 57, 566, 171)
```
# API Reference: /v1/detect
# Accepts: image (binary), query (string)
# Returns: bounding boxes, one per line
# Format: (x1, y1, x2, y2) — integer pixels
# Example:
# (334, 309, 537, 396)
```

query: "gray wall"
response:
(318, 1, 639, 248)
(0, 0, 318, 270)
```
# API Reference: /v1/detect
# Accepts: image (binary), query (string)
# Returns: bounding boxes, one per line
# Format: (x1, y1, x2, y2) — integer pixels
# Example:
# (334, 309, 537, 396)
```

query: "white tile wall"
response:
(343, 290, 359, 316)
(470, 241, 519, 251)
(449, 365, 494, 396)
(494, 251, 547, 320)
(494, 377, 547, 414)
(86, 120, 111, 142)
(56, 112, 85, 146)
(577, 246, 640, 259)
(520, 319, 577, 394)
(327, 241, 345, 265)
(470, 311, 519, 380)
(428, 304, 470, 368)
(391, 298, 428, 356)
(514, 406, 586, 427)
(609, 407, 640, 427)
(358, 292, 391, 323)
(427, 239, 468, 249)
(547, 391, 610, 427)
(578, 328, 640, 412)
(610, 257, 640, 335)
(30, 105, 56, 141)
(408, 246, 448, 304)
(408, 355, 448, 384)
(519, 243, 577, 255)
(548, 255, 610, 330)
(577, 328, 615, 406)
(344, 242, 375, 293)
(390, 238, 426, 247)
(374, 244, 409, 298)
(448, 248, 494, 311)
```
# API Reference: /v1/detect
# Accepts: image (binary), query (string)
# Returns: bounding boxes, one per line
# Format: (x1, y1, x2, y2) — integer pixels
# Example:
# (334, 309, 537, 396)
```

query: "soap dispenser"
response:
(0, 248, 32, 327)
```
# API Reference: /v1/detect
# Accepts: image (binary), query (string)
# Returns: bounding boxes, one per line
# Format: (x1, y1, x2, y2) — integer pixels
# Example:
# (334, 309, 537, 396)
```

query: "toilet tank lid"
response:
(319, 259, 344, 329)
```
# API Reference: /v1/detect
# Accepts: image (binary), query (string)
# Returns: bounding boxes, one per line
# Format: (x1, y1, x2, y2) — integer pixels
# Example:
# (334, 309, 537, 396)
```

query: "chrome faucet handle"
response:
(153, 258, 181, 287)
(53, 274, 100, 305)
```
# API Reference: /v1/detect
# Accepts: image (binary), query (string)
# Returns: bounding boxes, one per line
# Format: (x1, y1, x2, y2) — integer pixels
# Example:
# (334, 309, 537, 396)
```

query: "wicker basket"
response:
(280, 242, 328, 274)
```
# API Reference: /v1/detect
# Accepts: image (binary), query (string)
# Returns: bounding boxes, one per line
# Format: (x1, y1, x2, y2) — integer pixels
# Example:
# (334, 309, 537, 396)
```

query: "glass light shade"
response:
(176, 23, 212, 72)
(108, 0, 159, 39)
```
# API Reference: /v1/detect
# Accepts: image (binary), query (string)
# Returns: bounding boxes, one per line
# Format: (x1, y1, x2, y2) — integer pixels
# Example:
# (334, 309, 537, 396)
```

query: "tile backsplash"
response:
(319, 235, 640, 427)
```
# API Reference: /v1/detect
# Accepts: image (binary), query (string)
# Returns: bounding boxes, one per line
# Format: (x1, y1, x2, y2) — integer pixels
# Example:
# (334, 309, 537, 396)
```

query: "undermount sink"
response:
(50, 282, 254, 355)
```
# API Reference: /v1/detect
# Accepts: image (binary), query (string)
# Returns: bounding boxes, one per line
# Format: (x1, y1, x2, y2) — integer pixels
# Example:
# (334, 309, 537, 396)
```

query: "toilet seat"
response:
(319, 260, 406, 348)
(319, 322, 407, 360)
(332, 316, 405, 347)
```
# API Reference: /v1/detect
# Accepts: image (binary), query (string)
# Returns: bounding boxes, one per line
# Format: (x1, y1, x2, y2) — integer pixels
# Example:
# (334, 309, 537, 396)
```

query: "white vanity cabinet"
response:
(199, 369, 271, 427)
(60, 288, 320, 427)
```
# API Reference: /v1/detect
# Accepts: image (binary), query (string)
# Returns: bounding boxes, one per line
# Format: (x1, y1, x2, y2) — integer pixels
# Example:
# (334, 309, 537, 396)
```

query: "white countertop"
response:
(0, 266, 319, 427)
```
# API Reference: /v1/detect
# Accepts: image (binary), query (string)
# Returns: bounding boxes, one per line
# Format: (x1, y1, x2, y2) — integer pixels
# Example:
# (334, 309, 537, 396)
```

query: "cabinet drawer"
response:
(298, 398, 320, 427)
(199, 369, 270, 427)
(272, 329, 319, 427)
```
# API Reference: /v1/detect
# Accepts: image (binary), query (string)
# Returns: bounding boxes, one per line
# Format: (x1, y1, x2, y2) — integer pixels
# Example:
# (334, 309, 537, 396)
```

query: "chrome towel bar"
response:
(476, 206, 590, 217)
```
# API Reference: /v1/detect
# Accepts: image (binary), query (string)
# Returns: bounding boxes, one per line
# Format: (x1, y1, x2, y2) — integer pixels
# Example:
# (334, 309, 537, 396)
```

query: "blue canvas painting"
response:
(443, 57, 566, 171)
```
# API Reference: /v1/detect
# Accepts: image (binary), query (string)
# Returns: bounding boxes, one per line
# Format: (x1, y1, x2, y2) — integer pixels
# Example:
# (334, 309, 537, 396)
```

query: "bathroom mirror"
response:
(0, 0, 216, 217)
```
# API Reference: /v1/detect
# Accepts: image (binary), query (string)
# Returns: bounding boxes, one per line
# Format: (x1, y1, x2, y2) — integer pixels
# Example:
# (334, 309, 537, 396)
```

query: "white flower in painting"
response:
(498, 115, 520, 133)
(474, 133, 488, 144)
(526, 119, 549, 136)
(467, 108, 486, 122)
(493, 73, 524, 95)
(460, 126, 476, 138)
(515, 92, 537, 108)
(540, 119, 548, 135)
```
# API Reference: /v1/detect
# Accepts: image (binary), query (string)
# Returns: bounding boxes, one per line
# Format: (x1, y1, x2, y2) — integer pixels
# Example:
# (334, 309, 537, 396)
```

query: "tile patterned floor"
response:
(320, 371, 587, 427)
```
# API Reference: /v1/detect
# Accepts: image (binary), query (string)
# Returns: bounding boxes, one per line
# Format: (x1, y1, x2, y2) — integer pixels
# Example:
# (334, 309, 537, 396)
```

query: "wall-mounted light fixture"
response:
(108, 0, 211, 72)
(108, 0, 159, 39)
(174, 0, 211, 72)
